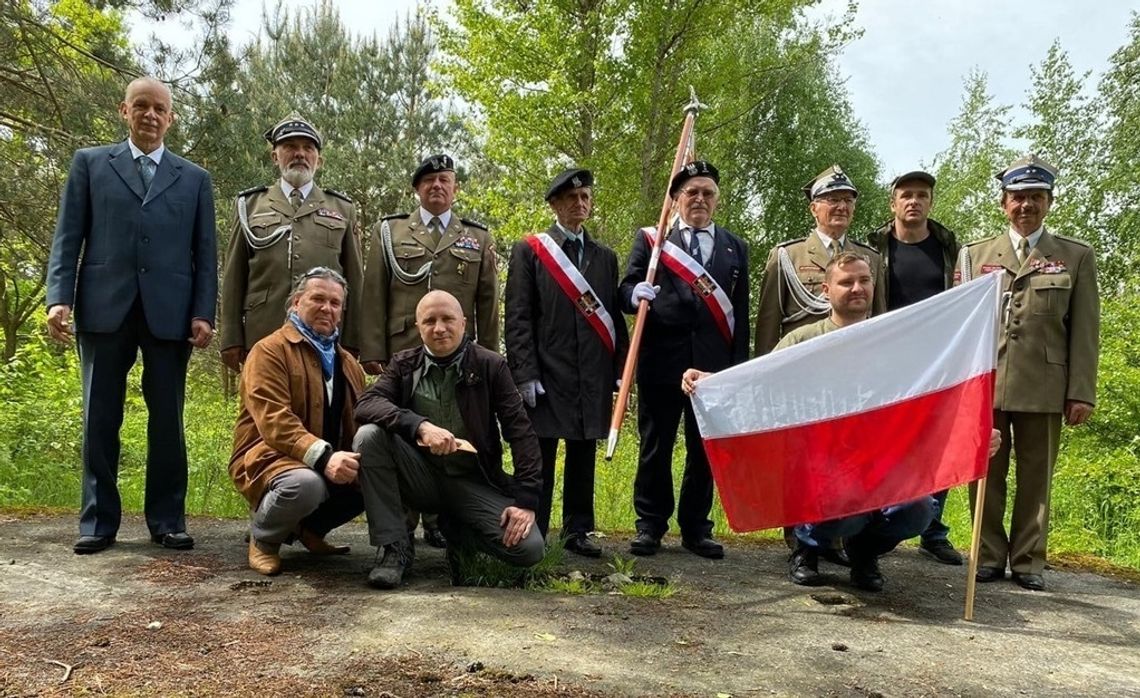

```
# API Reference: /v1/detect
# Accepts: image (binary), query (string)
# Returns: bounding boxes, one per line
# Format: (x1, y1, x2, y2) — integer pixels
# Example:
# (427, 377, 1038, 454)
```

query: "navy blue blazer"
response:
(619, 223, 750, 385)
(46, 141, 217, 340)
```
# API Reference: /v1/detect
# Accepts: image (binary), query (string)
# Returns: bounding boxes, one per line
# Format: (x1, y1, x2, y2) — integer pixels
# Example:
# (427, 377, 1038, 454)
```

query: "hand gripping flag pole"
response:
(605, 87, 706, 461)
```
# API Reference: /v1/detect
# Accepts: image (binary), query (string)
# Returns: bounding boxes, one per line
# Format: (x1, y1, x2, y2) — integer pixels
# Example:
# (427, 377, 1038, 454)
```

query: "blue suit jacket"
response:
(46, 141, 217, 340)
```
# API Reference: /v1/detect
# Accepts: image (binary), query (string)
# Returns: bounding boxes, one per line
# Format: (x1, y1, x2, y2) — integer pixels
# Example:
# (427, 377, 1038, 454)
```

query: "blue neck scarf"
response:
(289, 311, 338, 379)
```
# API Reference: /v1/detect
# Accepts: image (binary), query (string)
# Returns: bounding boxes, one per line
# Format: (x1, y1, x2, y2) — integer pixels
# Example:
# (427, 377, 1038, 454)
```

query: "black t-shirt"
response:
(887, 233, 945, 310)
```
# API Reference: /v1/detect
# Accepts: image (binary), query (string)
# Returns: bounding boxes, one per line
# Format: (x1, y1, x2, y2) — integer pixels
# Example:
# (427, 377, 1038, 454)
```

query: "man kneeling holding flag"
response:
(684, 252, 1001, 592)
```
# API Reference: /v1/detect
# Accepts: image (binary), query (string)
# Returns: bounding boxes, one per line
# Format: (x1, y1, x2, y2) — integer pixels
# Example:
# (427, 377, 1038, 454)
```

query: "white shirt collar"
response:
(127, 139, 165, 164)
(279, 179, 314, 200)
(679, 218, 713, 234)
(1008, 226, 1045, 251)
(815, 229, 846, 249)
(555, 221, 583, 241)
(420, 207, 452, 230)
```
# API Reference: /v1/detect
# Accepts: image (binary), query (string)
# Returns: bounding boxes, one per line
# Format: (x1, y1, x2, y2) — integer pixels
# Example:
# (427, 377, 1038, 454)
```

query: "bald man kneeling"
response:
(354, 291, 545, 589)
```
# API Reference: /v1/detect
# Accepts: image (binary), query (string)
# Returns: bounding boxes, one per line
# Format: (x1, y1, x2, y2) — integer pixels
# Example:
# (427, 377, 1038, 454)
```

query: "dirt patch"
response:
(2, 514, 1140, 697)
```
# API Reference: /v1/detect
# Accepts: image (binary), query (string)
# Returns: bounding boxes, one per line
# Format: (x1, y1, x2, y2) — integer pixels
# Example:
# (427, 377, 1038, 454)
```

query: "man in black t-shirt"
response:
(867, 170, 963, 565)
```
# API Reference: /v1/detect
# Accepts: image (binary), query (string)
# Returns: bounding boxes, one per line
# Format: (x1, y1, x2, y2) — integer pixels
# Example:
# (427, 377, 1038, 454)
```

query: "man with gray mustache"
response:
(220, 115, 364, 371)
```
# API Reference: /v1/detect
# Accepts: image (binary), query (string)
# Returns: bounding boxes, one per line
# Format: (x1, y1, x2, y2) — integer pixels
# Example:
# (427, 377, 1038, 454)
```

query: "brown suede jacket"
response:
(354, 341, 543, 511)
(229, 322, 365, 507)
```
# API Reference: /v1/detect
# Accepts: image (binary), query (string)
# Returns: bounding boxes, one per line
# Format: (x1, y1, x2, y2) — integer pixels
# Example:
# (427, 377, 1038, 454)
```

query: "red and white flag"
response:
(690, 272, 1002, 533)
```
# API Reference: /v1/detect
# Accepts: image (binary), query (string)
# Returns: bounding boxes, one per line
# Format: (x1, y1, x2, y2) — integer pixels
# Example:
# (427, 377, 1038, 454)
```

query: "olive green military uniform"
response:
(359, 212, 500, 363)
(754, 234, 886, 356)
(220, 183, 363, 352)
(956, 229, 1099, 574)
(773, 316, 840, 350)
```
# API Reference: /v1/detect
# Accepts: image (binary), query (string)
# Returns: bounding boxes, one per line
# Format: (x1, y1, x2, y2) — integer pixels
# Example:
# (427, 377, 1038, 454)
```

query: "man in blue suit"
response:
(46, 77, 217, 554)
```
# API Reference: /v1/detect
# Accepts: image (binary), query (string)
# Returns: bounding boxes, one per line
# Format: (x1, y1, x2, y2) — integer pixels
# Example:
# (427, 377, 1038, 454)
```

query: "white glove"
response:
(519, 379, 546, 408)
(632, 281, 659, 303)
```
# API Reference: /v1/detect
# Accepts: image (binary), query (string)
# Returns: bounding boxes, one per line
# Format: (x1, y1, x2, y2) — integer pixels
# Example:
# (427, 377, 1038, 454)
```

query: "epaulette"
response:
(326, 188, 353, 203)
(381, 213, 410, 222)
(849, 238, 877, 252)
(1053, 233, 1092, 249)
(461, 217, 489, 231)
(775, 237, 805, 248)
(238, 185, 268, 197)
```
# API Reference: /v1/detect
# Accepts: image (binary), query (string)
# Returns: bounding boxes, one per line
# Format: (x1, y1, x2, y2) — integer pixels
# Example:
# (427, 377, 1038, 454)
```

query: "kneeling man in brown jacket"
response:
(355, 290, 545, 589)
(230, 267, 365, 575)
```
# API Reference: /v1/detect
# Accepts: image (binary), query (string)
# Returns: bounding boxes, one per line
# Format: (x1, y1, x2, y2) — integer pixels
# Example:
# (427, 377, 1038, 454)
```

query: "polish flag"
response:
(690, 272, 1002, 533)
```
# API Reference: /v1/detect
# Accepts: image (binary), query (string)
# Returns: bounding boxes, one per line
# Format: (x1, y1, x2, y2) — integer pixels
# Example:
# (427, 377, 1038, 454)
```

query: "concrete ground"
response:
(1, 513, 1138, 697)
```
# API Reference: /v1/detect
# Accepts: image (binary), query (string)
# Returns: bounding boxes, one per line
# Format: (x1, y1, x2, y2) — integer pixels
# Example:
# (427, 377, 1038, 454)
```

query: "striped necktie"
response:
(136, 155, 155, 192)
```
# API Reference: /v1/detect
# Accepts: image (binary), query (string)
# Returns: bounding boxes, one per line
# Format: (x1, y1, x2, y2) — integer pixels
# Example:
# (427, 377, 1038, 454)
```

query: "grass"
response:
(2, 342, 1139, 573)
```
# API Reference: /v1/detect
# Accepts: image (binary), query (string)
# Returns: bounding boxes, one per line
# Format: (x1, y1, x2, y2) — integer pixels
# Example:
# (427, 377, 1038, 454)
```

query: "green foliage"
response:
(1097, 11, 1140, 287)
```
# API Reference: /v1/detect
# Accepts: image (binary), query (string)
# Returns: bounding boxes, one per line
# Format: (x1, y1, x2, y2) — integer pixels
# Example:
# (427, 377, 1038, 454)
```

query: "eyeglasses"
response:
(818, 196, 855, 207)
(681, 187, 718, 200)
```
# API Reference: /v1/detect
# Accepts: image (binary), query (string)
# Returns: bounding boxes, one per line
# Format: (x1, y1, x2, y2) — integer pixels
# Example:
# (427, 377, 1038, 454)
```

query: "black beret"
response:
(545, 168, 593, 201)
(263, 115, 322, 149)
(669, 160, 719, 197)
(412, 153, 456, 187)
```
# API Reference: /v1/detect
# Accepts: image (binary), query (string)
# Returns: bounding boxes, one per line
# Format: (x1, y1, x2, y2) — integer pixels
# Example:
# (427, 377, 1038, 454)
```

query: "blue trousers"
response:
(795, 496, 937, 555)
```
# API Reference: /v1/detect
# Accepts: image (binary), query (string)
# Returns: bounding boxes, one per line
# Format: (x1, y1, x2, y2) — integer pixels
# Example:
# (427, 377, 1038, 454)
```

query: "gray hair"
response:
(287, 266, 348, 308)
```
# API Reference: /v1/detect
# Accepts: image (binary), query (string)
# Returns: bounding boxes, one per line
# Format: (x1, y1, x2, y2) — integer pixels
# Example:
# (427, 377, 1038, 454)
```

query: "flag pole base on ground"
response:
(965, 476, 988, 621)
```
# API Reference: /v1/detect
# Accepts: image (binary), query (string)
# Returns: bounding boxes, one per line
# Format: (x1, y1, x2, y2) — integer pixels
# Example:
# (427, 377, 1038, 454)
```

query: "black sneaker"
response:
(367, 541, 414, 589)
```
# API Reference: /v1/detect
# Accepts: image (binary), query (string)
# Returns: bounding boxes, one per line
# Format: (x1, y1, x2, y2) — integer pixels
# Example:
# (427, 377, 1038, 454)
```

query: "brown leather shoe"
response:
(248, 539, 282, 576)
(298, 528, 350, 555)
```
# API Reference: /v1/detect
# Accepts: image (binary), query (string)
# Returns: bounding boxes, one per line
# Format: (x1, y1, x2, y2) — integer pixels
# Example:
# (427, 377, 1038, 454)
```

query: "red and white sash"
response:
(526, 233, 617, 354)
(640, 227, 735, 343)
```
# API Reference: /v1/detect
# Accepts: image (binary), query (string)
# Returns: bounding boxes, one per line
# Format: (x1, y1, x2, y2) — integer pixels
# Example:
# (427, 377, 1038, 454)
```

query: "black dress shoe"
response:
(1011, 572, 1045, 591)
(564, 532, 603, 558)
(789, 545, 823, 586)
(681, 536, 725, 560)
(975, 565, 1005, 583)
(920, 539, 964, 565)
(629, 531, 661, 556)
(74, 535, 115, 555)
(151, 532, 194, 550)
(423, 527, 448, 549)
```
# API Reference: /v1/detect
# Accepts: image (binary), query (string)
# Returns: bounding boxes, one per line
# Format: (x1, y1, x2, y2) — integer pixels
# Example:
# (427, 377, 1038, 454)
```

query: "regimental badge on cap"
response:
(997, 154, 1058, 192)
(803, 164, 859, 201)
(412, 153, 456, 187)
(263, 114, 322, 150)
(545, 168, 594, 201)
(669, 160, 720, 197)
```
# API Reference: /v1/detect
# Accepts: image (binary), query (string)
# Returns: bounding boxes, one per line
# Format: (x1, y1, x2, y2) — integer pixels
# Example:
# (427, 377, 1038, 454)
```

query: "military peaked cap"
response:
(264, 114, 322, 149)
(997, 154, 1057, 192)
(803, 164, 858, 201)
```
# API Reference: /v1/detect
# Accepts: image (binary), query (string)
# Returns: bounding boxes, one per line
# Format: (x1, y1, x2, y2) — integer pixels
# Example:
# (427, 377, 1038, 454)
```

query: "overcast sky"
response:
(132, 0, 1139, 178)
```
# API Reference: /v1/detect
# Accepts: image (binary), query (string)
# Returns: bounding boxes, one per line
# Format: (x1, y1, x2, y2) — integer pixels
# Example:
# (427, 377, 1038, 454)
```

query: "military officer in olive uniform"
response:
(359, 154, 500, 370)
(220, 116, 363, 370)
(754, 165, 886, 553)
(956, 155, 1099, 591)
(359, 153, 500, 548)
(754, 165, 886, 357)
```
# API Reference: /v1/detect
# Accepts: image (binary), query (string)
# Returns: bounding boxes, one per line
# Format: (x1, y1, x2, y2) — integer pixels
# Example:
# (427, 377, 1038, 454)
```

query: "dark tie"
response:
(1017, 237, 1031, 265)
(688, 229, 704, 265)
(136, 155, 155, 192)
(564, 238, 583, 268)
(289, 188, 303, 211)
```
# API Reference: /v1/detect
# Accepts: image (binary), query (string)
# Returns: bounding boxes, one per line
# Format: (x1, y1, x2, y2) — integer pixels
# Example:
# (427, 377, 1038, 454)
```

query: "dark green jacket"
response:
(867, 218, 959, 303)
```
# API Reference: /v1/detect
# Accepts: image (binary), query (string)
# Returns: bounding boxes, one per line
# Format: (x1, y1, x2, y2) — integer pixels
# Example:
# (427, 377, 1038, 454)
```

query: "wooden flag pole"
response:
(964, 476, 988, 621)
(605, 87, 706, 460)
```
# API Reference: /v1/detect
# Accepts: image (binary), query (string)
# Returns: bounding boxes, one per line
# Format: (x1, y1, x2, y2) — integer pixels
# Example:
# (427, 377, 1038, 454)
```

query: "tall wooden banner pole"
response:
(605, 87, 705, 460)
